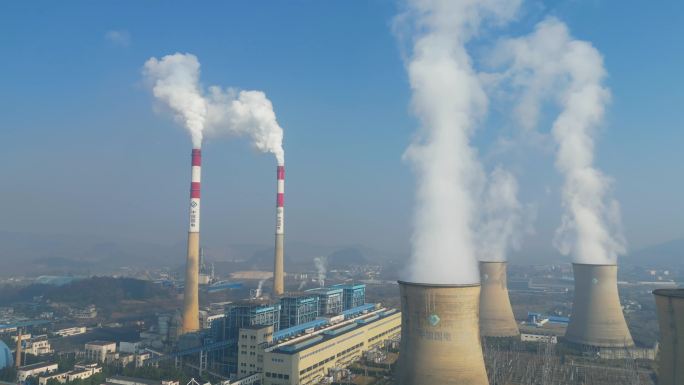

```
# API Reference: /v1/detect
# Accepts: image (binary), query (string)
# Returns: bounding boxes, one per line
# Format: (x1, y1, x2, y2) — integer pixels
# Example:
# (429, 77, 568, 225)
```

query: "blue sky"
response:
(0, 1, 682, 261)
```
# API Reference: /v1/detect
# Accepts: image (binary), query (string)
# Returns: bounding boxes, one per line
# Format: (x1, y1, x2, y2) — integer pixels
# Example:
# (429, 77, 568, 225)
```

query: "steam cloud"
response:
(476, 167, 531, 262)
(143, 53, 285, 164)
(494, 18, 626, 264)
(313, 256, 327, 288)
(397, 0, 521, 284)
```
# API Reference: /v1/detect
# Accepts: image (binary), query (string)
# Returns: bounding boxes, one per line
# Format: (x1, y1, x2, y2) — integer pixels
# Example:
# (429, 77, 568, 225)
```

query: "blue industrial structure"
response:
(272, 319, 329, 342)
(333, 284, 366, 310)
(306, 287, 344, 316)
(279, 295, 319, 329)
(0, 341, 13, 369)
(526, 312, 570, 326)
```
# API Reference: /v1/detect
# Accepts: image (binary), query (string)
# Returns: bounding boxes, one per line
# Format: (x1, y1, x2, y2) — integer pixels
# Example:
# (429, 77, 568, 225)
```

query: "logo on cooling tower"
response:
(428, 314, 440, 326)
(592, 278, 599, 285)
(191, 201, 198, 208)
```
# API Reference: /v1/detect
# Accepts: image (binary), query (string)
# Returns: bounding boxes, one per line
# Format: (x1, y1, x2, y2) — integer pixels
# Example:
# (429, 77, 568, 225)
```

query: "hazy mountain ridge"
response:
(1, 231, 680, 277)
(0, 231, 406, 277)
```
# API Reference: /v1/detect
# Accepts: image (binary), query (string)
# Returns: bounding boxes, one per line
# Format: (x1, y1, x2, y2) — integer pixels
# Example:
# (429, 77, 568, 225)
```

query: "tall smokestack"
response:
(15, 329, 22, 368)
(396, 281, 489, 385)
(273, 165, 285, 296)
(653, 289, 684, 385)
(479, 261, 519, 337)
(182, 148, 201, 333)
(565, 263, 633, 347)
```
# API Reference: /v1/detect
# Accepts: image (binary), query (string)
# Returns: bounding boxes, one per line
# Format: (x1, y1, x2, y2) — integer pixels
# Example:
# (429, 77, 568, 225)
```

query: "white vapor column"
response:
(493, 18, 630, 347)
(394, 0, 520, 384)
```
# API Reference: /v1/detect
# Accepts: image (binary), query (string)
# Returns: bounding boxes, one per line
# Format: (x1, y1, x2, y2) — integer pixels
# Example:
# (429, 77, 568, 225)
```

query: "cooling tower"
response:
(479, 261, 519, 337)
(396, 281, 489, 385)
(653, 289, 684, 385)
(273, 165, 285, 296)
(182, 148, 201, 333)
(564, 263, 633, 347)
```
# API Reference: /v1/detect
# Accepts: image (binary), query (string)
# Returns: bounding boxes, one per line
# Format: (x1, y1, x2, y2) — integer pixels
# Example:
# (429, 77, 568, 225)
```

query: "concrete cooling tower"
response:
(396, 281, 489, 385)
(565, 263, 634, 347)
(479, 261, 519, 337)
(653, 289, 684, 385)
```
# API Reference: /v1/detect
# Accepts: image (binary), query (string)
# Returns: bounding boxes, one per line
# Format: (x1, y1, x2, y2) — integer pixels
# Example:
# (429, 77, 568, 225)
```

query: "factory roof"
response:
(332, 283, 366, 289)
(18, 362, 57, 371)
(106, 375, 165, 385)
(273, 319, 328, 341)
(306, 287, 343, 294)
(85, 340, 116, 346)
(271, 307, 399, 355)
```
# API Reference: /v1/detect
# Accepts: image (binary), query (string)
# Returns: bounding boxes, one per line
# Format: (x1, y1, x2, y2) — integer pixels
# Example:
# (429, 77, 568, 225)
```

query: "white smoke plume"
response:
(206, 87, 285, 165)
(476, 167, 532, 262)
(255, 278, 267, 298)
(313, 256, 327, 288)
(143, 53, 285, 163)
(493, 18, 626, 264)
(396, 0, 521, 284)
(143, 54, 207, 148)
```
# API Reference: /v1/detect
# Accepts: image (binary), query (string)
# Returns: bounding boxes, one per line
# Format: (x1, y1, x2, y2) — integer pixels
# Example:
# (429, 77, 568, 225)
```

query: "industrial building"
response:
(84, 341, 117, 363)
(653, 288, 684, 385)
(38, 363, 102, 385)
(214, 300, 282, 343)
(17, 362, 59, 381)
(279, 294, 319, 329)
(332, 284, 366, 310)
(565, 263, 634, 348)
(233, 304, 400, 384)
(306, 287, 344, 316)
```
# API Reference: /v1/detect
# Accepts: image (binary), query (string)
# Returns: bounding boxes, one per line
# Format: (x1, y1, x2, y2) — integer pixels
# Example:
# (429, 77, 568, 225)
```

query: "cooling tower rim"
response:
(397, 280, 479, 288)
(653, 288, 684, 298)
(571, 262, 618, 267)
(479, 260, 508, 264)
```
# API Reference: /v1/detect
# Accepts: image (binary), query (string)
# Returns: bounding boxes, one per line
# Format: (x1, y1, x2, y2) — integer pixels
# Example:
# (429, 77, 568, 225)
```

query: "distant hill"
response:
(0, 231, 182, 276)
(0, 231, 406, 277)
(625, 238, 684, 268)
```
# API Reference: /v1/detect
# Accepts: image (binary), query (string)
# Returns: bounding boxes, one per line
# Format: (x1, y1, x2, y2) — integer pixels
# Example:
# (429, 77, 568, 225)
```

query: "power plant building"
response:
(653, 288, 684, 385)
(235, 306, 401, 384)
(564, 263, 634, 348)
(280, 295, 319, 329)
(213, 301, 282, 343)
(332, 284, 366, 310)
(307, 287, 344, 316)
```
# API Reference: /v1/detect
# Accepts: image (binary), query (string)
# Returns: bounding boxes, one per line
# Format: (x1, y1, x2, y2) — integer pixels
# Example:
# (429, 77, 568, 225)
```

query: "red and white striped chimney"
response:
(273, 164, 285, 296)
(182, 148, 201, 333)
